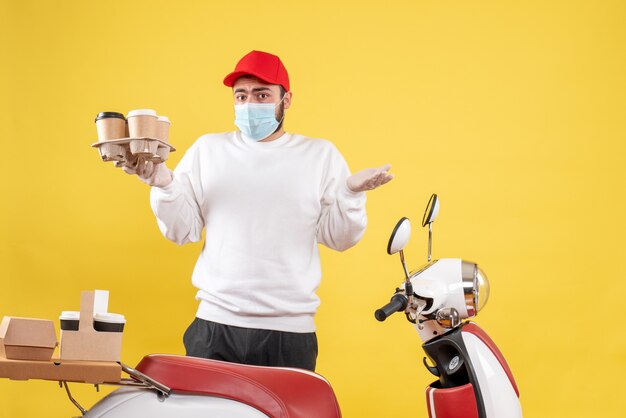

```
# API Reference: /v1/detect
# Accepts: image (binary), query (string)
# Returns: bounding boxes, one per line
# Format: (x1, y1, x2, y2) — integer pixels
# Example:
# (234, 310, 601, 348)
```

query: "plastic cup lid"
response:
(59, 311, 80, 320)
(127, 109, 158, 118)
(95, 112, 125, 122)
(157, 115, 170, 123)
(94, 312, 126, 324)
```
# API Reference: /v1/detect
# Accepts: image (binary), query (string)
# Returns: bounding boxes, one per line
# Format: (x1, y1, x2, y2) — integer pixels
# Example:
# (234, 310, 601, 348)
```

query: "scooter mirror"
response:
(387, 217, 411, 255)
(421, 194, 440, 227)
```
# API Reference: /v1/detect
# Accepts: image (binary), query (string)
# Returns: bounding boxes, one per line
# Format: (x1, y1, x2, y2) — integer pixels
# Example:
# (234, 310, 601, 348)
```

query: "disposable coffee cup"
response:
(127, 109, 158, 155)
(155, 116, 170, 142)
(59, 311, 80, 331)
(93, 313, 126, 332)
(95, 112, 126, 141)
(155, 115, 171, 161)
(127, 109, 158, 139)
(95, 112, 126, 161)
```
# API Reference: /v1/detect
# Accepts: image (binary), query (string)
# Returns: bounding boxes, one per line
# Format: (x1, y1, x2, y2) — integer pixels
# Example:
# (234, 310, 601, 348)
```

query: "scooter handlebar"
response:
(375, 294, 408, 322)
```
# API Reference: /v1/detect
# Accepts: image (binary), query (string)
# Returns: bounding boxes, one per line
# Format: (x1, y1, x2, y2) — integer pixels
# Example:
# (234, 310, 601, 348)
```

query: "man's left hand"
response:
(347, 164, 394, 192)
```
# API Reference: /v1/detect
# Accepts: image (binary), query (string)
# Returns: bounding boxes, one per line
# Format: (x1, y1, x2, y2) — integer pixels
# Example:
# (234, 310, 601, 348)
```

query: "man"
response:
(125, 50, 393, 371)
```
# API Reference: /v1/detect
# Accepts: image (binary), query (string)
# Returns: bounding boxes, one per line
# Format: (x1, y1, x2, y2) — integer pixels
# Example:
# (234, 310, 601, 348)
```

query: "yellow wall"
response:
(1, 0, 625, 416)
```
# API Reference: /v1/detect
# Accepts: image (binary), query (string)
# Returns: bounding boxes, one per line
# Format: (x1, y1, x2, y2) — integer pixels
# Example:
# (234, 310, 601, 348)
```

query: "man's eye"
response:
(259, 93, 269, 99)
(236, 95, 246, 101)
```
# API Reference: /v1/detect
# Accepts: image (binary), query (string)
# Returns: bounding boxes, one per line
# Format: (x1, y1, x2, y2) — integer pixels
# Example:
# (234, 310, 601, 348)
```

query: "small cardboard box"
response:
(0, 317, 58, 361)
(59, 290, 123, 362)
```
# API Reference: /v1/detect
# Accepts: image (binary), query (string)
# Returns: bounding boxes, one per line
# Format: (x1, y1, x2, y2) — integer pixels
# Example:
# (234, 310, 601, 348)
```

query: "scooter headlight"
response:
(475, 266, 490, 312)
(462, 261, 490, 316)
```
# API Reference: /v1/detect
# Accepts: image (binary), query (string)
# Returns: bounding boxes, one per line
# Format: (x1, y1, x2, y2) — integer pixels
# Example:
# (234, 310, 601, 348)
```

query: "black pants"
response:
(183, 317, 318, 371)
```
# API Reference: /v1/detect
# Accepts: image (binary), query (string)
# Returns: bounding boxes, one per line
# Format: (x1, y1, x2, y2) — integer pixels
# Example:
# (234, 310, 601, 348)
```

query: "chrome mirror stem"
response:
(427, 223, 433, 262)
(399, 250, 410, 281)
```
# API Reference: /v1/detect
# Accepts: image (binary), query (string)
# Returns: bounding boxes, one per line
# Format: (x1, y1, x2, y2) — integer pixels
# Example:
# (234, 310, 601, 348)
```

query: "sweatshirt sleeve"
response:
(150, 141, 205, 245)
(316, 144, 367, 251)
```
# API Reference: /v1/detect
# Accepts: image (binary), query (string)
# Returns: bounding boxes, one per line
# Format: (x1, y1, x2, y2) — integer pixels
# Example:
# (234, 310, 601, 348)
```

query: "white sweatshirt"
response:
(150, 131, 367, 333)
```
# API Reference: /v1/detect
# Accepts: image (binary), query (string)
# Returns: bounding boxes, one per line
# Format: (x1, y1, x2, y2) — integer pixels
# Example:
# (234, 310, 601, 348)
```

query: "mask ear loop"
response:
(275, 93, 287, 124)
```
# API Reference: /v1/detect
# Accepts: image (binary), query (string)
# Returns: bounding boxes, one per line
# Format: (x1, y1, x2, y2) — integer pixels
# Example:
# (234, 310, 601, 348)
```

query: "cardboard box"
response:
(59, 290, 123, 362)
(0, 356, 121, 384)
(0, 317, 58, 361)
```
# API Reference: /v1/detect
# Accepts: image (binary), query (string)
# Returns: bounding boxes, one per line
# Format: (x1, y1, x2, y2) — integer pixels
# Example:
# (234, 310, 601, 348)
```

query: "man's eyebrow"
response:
(234, 87, 272, 94)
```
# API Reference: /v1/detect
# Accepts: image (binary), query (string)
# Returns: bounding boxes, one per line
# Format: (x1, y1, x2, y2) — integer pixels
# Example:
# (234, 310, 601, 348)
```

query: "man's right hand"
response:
(123, 160, 173, 188)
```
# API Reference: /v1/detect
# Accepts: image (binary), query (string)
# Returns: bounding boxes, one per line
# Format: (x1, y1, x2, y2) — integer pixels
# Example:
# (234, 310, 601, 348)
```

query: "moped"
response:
(63, 194, 521, 417)
(374, 194, 522, 418)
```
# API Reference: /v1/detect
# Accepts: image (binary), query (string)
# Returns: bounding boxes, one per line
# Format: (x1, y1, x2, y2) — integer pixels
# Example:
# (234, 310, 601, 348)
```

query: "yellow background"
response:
(1, 0, 625, 416)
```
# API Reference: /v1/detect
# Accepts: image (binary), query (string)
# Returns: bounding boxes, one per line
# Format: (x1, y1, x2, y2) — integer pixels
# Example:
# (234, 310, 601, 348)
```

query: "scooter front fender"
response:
(423, 322, 522, 418)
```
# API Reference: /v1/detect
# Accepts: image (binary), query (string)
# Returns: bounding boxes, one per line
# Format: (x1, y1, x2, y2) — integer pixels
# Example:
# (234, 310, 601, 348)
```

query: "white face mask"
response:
(234, 95, 285, 141)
